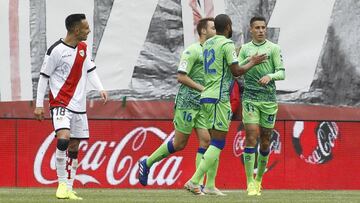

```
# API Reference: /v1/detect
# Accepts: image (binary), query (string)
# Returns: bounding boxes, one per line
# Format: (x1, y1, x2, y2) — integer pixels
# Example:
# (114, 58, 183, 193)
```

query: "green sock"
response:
(146, 143, 170, 167)
(205, 157, 219, 189)
(191, 145, 221, 184)
(244, 147, 256, 184)
(255, 152, 269, 182)
(196, 152, 205, 185)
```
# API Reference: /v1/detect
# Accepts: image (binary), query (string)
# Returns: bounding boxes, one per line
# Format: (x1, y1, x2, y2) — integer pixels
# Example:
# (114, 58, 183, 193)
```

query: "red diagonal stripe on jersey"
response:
(50, 42, 87, 108)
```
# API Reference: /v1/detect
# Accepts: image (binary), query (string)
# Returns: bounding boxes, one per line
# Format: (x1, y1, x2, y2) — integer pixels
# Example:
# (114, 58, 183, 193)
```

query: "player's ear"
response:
(201, 27, 207, 35)
(73, 24, 81, 34)
(249, 23, 254, 32)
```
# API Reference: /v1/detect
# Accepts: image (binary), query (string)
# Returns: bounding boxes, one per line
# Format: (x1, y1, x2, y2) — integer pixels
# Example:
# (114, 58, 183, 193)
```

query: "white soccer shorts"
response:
(51, 107, 89, 139)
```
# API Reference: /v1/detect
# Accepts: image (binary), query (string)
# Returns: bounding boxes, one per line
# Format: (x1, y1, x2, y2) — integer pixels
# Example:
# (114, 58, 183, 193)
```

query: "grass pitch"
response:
(0, 188, 359, 203)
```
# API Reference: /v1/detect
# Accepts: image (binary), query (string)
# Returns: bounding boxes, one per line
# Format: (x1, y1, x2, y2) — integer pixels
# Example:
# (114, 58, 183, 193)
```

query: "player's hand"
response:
(100, 90, 108, 104)
(34, 107, 44, 121)
(258, 75, 271, 85)
(199, 85, 205, 92)
(249, 53, 267, 65)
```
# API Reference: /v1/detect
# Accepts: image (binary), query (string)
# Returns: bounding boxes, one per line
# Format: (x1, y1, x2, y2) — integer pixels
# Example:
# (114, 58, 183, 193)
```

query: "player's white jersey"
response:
(40, 39, 95, 113)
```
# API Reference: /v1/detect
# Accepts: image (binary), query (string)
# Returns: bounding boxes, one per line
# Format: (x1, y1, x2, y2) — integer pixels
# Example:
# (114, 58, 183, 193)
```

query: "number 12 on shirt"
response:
(204, 49, 216, 74)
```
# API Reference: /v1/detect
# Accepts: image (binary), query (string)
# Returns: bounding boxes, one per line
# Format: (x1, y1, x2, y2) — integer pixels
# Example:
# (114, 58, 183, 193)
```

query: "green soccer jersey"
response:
(238, 40, 285, 102)
(200, 35, 238, 103)
(175, 42, 204, 110)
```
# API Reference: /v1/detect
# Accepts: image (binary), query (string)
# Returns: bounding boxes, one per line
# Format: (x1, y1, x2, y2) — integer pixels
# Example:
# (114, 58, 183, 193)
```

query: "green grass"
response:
(0, 188, 359, 203)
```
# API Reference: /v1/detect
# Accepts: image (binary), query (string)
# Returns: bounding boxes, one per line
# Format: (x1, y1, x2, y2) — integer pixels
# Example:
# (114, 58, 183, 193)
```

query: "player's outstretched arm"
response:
(177, 73, 204, 92)
(230, 53, 267, 77)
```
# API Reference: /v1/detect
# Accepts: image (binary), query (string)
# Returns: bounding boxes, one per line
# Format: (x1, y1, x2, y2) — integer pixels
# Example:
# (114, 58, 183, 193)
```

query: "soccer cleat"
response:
(202, 187, 227, 196)
(56, 182, 69, 199)
(138, 159, 149, 186)
(247, 181, 258, 196)
(255, 180, 262, 196)
(200, 185, 204, 191)
(184, 181, 204, 195)
(68, 190, 83, 200)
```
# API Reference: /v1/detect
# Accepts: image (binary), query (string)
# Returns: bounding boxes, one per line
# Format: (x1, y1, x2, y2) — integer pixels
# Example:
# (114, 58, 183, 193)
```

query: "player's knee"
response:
(57, 139, 69, 151)
(261, 128, 273, 137)
(245, 128, 258, 143)
(245, 136, 257, 147)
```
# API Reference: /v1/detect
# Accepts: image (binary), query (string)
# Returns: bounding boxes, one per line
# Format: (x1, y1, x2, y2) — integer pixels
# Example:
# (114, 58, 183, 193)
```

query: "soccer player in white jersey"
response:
(34, 14, 108, 200)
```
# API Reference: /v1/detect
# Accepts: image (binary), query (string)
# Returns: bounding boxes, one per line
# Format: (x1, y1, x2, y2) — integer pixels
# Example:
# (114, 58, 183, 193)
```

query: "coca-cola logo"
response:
(292, 121, 339, 164)
(33, 127, 183, 186)
(232, 125, 281, 173)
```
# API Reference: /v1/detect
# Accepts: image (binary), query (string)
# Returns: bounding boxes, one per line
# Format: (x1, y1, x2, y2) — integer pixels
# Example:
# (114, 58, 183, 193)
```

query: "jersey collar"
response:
(251, 40, 267, 46)
(60, 38, 77, 49)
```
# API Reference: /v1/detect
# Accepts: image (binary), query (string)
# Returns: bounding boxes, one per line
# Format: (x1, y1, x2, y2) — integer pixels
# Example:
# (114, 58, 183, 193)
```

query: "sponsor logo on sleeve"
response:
(178, 60, 188, 72)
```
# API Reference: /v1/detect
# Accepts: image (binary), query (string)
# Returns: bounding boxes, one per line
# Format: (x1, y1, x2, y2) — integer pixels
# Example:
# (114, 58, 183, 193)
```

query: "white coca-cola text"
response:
(33, 127, 182, 186)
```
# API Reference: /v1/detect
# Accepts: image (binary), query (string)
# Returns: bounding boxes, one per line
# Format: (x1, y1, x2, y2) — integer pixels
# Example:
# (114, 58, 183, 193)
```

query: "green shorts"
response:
(201, 101, 232, 132)
(173, 108, 207, 134)
(242, 100, 278, 128)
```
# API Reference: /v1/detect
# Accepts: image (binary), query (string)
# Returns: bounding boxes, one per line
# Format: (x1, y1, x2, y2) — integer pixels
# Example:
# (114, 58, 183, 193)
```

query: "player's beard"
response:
(79, 35, 87, 42)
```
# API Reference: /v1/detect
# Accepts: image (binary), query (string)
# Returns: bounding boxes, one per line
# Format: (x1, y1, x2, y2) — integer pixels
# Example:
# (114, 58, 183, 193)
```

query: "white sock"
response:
(66, 158, 78, 191)
(56, 149, 67, 183)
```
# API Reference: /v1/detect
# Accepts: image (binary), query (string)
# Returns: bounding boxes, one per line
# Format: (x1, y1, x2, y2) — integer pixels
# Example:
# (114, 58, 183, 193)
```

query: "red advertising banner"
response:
(0, 120, 17, 186)
(0, 119, 359, 189)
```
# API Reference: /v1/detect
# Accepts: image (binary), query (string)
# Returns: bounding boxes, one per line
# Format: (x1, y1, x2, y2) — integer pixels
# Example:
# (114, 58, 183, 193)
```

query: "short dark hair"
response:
(214, 14, 232, 33)
(65, 14, 86, 31)
(196, 17, 215, 36)
(250, 16, 266, 27)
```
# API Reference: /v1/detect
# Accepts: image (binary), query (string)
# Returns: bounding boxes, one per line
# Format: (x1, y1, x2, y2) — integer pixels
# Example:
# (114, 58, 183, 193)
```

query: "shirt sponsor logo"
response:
(61, 54, 72, 58)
